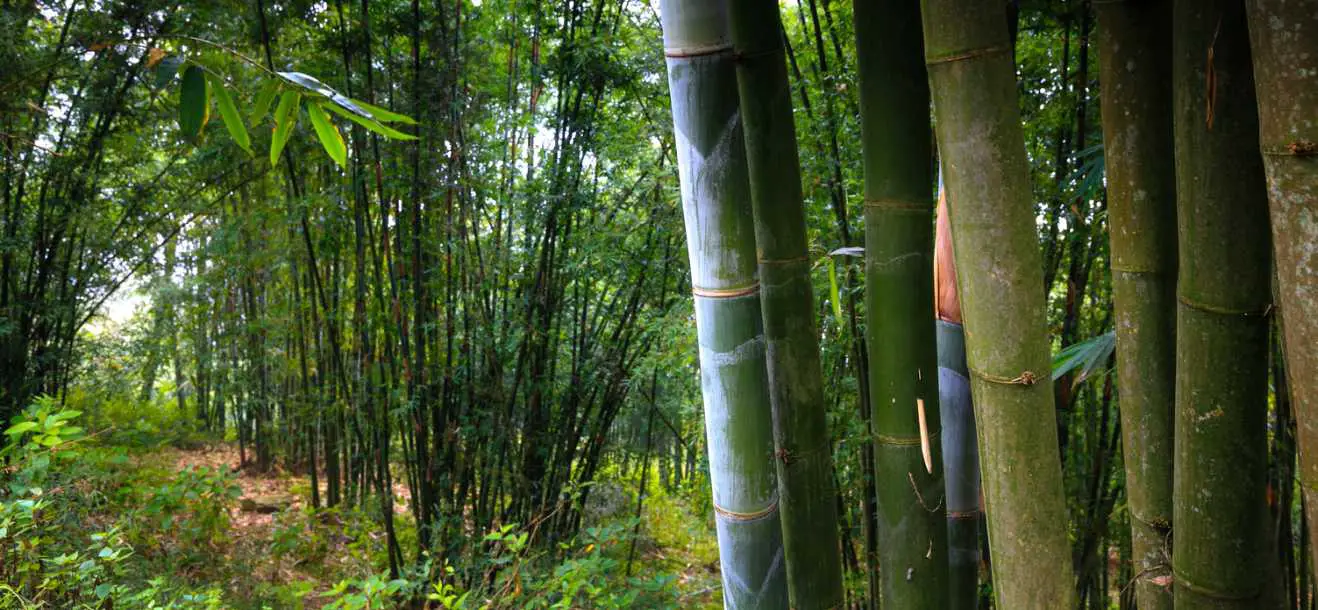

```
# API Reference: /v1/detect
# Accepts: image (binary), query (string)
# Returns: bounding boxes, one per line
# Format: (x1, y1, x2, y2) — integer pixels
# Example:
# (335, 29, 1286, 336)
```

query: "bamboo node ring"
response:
(713, 499, 779, 522)
(1261, 140, 1317, 156)
(1177, 293, 1271, 317)
(663, 42, 734, 59)
(692, 283, 760, 299)
(926, 45, 1009, 67)
(758, 256, 810, 266)
(864, 198, 929, 212)
(969, 368, 1037, 386)
(1172, 569, 1261, 601)
(874, 433, 922, 447)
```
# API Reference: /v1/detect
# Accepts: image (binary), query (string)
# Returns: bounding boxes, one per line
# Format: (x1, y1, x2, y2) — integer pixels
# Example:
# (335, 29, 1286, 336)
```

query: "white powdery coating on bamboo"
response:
(673, 102, 751, 289)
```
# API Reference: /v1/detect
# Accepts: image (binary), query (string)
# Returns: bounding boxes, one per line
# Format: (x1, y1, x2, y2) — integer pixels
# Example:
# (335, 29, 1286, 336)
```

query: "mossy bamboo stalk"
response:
(852, 0, 948, 606)
(1094, 3, 1177, 608)
(918, 0, 1075, 606)
(726, 1, 843, 606)
(1246, 0, 1318, 580)
(1171, 2, 1278, 608)
(658, 2, 788, 607)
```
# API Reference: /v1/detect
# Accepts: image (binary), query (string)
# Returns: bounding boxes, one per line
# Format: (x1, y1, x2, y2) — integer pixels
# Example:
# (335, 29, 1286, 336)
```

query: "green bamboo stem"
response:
(658, 2, 788, 607)
(726, 0, 843, 606)
(1093, 3, 1177, 608)
(1246, 0, 1318, 581)
(852, 0, 948, 607)
(918, 1, 1075, 606)
(1171, 2, 1278, 608)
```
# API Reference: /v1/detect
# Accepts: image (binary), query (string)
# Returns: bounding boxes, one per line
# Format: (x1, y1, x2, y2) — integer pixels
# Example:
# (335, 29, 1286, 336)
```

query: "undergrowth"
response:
(0, 395, 710, 609)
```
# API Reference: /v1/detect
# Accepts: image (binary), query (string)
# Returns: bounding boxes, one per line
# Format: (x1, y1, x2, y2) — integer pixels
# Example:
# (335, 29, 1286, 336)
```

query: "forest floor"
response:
(124, 443, 723, 608)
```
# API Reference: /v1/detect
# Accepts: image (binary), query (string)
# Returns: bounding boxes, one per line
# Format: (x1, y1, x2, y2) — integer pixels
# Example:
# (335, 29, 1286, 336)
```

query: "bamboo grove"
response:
(2, 0, 1317, 608)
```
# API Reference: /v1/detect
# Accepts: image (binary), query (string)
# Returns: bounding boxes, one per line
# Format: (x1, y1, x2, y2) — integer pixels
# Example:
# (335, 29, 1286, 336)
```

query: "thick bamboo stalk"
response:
(852, 0, 948, 606)
(1093, 2, 1177, 608)
(658, 2, 788, 607)
(726, 1, 843, 607)
(1171, 2, 1278, 608)
(918, 0, 1075, 606)
(1245, 0, 1318, 582)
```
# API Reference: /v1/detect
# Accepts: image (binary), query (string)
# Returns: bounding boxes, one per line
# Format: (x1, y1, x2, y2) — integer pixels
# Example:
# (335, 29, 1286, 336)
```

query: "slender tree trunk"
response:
(728, 1, 842, 606)
(851, 0, 948, 606)
(1245, 0, 1318, 582)
(1094, 2, 1177, 608)
(1172, 2, 1279, 608)
(658, 2, 787, 607)
(919, 0, 1076, 606)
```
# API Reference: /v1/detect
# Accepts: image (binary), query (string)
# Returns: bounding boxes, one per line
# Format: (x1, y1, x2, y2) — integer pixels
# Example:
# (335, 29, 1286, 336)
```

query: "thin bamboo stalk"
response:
(852, 0, 948, 606)
(727, 1, 843, 606)
(1094, 2, 1177, 608)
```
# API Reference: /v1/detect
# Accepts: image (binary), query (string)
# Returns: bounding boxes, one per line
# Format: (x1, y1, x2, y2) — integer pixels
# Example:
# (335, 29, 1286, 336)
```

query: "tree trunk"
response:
(919, 0, 1076, 606)
(658, 2, 787, 607)
(1094, 2, 1177, 608)
(1245, 0, 1318, 583)
(1171, 1, 1279, 607)
(728, 1, 843, 606)
(852, 0, 948, 606)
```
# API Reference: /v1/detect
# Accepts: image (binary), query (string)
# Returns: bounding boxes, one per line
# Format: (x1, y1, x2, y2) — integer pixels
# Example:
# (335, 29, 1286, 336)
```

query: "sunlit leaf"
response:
(208, 73, 250, 154)
(827, 257, 844, 328)
(270, 91, 300, 167)
(178, 65, 209, 142)
(325, 103, 418, 141)
(350, 98, 417, 125)
(4, 421, 37, 437)
(307, 101, 347, 168)
(250, 80, 279, 124)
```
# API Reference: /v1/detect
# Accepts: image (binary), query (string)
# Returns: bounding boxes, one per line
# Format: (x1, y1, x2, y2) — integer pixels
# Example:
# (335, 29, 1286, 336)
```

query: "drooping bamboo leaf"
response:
(276, 71, 338, 97)
(828, 246, 865, 258)
(250, 80, 279, 125)
(208, 73, 250, 154)
(325, 103, 418, 141)
(307, 101, 347, 168)
(826, 256, 844, 329)
(1051, 330, 1116, 385)
(349, 98, 417, 125)
(270, 91, 300, 167)
(178, 65, 209, 142)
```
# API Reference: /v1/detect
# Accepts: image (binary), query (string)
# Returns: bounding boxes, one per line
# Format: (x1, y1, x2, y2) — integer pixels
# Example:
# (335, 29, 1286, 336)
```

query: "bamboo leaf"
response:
(325, 103, 418, 141)
(178, 65, 209, 142)
(307, 101, 347, 168)
(250, 80, 279, 125)
(827, 257, 844, 328)
(208, 73, 250, 154)
(349, 98, 417, 125)
(829, 246, 865, 257)
(270, 91, 301, 167)
(1051, 330, 1116, 385)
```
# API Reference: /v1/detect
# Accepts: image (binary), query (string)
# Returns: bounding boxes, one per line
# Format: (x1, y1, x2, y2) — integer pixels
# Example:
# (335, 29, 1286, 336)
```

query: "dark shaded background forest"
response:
(0, 0, 1303, 608)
